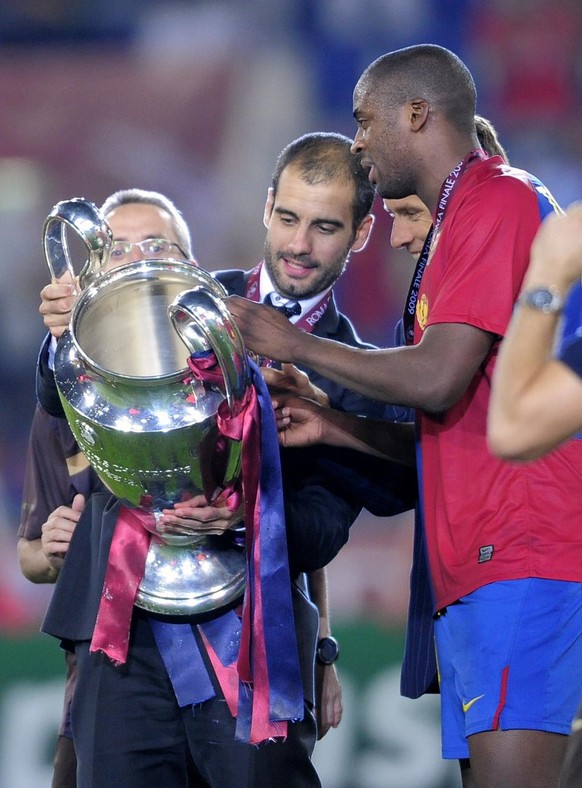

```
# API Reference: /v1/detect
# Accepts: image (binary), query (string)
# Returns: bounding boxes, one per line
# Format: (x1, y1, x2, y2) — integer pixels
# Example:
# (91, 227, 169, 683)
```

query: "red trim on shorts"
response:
(492, 665, 510, 729)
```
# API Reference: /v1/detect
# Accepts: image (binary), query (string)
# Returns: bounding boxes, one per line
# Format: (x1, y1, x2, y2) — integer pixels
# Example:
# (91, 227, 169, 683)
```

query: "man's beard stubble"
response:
(263, 239, 351, 300)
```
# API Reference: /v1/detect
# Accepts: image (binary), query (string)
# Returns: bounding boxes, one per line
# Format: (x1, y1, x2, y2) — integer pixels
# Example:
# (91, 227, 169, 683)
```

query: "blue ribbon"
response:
(149, 618, 214, 706)
(250, 359, 303, 720)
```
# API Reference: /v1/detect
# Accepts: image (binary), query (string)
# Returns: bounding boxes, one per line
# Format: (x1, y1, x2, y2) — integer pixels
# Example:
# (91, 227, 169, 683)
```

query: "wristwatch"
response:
(518, 286, 564, 314)
(316, 636, 340, 665)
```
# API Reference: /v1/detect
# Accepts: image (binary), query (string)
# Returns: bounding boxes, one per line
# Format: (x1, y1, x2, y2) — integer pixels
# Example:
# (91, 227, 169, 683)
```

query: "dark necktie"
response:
(264, 293, 301, 319)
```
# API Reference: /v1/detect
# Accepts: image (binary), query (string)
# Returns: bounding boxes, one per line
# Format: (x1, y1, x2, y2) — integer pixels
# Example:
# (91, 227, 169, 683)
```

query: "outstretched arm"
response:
(273, 394, 416, 466)
(227, 296, 494, 414)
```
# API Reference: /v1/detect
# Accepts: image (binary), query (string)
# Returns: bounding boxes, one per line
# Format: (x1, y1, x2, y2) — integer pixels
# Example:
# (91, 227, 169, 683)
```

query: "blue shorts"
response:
(435, 578, 582, 760)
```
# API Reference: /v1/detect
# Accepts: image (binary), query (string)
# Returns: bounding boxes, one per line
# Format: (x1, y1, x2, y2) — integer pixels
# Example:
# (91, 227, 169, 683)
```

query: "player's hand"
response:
(271, 395, 328, 448)
(315, 662, 343, 739)
(226, 296, 301, 363)
(262, 363, 330, 407)
(41, 493, 85, 570)
(527, 202, 582, 290)
(157, 494, 244, 538)
(39, 272, 79, 337)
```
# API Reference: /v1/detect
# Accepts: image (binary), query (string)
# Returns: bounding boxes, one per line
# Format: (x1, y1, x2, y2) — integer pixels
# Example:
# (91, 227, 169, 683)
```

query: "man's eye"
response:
(110, 248, 126, 258)
(147, 240, 166, 254)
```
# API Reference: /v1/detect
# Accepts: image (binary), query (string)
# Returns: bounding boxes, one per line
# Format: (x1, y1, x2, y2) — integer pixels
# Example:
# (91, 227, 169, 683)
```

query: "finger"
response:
(275, 414, 291, 431)
(161, 505, 230, 522)
(261, 368, 284, 387)
(39, 290, 76, 312)
(157, 520, 229, 537)
(40, 281, 76, 299)
(281, 362, 305, 384)
(42, 535, 73, 558)
(72, 493, 86, 513)
(47, 504, 77, 521)
(171, 495, 209, 510)
(42, 520, 77, 540)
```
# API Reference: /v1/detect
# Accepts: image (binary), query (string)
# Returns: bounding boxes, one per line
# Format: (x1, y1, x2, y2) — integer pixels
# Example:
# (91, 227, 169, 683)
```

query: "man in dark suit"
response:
(32, 134, 416, 788)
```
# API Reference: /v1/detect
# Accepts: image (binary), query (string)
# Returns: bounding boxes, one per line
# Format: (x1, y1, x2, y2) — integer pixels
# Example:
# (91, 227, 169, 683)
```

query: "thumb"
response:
(281, 362, 304, 383)
(71, 493, 86, 513)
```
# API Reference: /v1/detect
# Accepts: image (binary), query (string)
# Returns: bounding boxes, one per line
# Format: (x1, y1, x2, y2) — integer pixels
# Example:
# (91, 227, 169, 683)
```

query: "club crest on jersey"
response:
(416, 293, 429, 331)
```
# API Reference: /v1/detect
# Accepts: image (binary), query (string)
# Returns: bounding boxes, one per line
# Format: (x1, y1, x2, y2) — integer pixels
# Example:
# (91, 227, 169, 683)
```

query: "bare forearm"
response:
(288, 324, 493, 414)
(288, 332, 429, 407)
(228, 296, 494, 413)
(489, 319, 582, 460)
(491, 304, 558, 403)
(489, 250, 577, 459)
(17, 538, 60, 583)
(308, 568, 331, 637)
(318, 409, 416, 466)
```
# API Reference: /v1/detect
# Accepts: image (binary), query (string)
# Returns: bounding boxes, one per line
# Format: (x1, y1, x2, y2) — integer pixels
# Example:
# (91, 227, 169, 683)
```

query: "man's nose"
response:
(350, 133, 364, 155)
(389, 219, 413, 250)
(287, 226, 311, 255)
(126, 247, 147, 263)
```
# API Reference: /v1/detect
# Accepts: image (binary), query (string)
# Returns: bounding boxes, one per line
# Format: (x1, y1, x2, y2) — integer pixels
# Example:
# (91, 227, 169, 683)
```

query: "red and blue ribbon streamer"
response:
(90, 349, 303, 743)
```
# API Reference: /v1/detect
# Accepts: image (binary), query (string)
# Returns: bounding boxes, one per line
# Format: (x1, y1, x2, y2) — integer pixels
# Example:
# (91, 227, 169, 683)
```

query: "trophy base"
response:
(136, 537, 246, 616)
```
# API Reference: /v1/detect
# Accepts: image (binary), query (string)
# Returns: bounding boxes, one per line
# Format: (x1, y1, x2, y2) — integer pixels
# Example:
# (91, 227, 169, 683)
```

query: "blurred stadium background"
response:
(0, 1, 580, 786)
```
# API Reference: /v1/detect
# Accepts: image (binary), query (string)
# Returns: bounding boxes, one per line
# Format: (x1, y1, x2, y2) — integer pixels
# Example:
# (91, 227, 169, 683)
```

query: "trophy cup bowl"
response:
(43, 199, 251, 615)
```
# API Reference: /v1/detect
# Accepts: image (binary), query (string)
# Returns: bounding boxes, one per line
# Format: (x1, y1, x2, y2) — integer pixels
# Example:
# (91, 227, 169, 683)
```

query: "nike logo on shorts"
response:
(462, 694, 485, 713)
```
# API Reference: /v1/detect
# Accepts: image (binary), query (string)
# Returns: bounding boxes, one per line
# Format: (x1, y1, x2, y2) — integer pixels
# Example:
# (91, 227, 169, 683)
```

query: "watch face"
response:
(531, 290, 554, 309)
(317, 637, 339, 665)
(522, 287, 564, 313)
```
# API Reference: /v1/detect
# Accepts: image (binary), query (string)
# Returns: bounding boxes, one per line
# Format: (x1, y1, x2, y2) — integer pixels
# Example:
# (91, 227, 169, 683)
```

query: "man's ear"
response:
(409, 98, 429, 132)
(263, 187, 275, 229)
(351, 213, 375, 254)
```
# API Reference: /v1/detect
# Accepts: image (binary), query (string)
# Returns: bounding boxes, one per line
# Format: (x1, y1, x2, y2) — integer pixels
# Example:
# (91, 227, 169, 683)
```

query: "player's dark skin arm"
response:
(227, 297, 495, 413)
(275, 400, 417, 467)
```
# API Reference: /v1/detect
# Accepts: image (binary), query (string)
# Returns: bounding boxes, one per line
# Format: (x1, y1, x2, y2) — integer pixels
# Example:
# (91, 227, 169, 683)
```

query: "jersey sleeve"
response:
(18, 406, 76, 540)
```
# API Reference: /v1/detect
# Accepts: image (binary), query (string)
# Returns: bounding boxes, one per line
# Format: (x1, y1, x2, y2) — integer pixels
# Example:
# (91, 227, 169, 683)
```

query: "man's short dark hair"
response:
(271, 132, 375, 233)
(364, 44, 477, 137)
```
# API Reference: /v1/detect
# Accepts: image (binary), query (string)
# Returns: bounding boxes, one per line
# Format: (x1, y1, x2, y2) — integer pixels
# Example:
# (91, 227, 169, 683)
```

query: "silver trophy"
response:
(42, 199, 251, 615)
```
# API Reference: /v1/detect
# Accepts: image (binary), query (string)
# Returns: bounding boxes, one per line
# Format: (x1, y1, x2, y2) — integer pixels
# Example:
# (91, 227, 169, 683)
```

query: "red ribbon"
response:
(89, 506, 153, 664)
(186, 354, 244, 513)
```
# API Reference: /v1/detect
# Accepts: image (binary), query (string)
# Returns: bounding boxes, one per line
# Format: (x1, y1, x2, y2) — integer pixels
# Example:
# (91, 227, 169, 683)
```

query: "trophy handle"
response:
(169, 286, 251, 413)
(42, 198, 113, 291)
